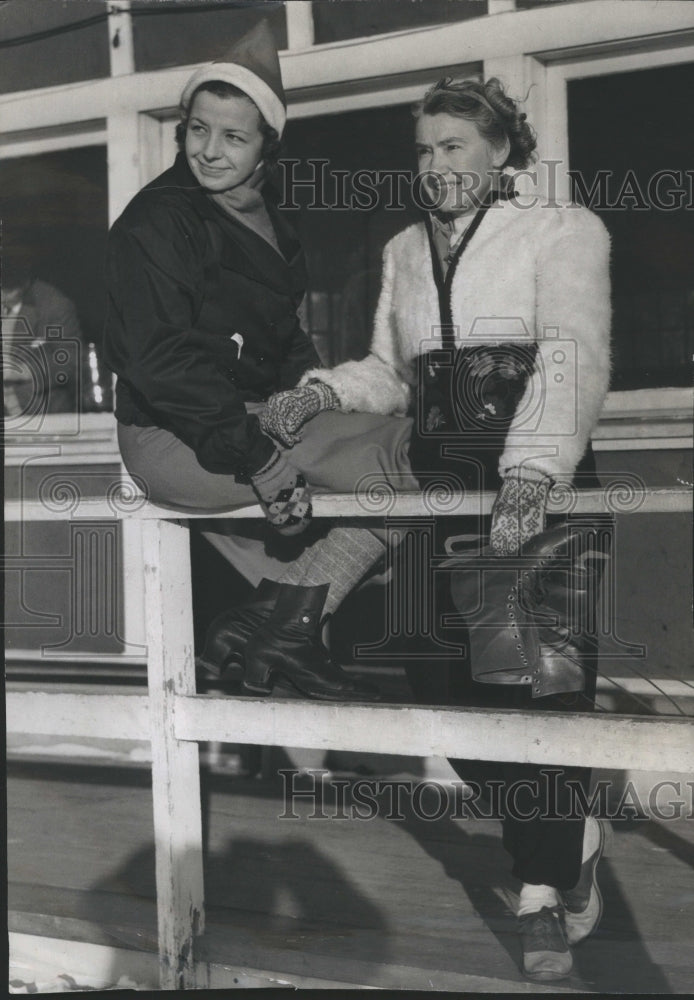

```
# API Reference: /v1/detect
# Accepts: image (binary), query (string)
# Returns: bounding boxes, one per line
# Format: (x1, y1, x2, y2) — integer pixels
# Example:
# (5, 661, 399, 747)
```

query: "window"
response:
(283, 103, 425, 365)
(568, 62, 694, 390)
(1, 145, 112, 427)
(130, 0, 286, 71)
(0, 0, 110, 94)
(312, 0, 486, 45)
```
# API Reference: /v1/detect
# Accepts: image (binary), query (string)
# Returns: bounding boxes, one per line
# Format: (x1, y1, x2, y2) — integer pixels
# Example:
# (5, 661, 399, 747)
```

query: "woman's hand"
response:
(251, 450, 312, 536)
(260, 382, 339, 448)
(490, 467, 553, 556)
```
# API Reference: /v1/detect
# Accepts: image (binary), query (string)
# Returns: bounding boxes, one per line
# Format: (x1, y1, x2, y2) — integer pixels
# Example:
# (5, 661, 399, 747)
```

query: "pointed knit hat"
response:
(181, 19, 286, 136)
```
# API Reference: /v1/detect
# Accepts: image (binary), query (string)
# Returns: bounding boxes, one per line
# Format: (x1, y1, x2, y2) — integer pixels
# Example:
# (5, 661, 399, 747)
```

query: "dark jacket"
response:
(103, 153, 320, 478)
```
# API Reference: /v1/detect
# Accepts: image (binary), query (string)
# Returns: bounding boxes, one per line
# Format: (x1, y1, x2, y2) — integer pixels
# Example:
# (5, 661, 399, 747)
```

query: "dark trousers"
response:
(400, 531, 598, 892)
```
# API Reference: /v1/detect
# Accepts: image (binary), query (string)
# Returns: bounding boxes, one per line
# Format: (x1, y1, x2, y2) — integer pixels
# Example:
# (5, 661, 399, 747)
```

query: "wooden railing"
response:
(5, 484, 693, 989)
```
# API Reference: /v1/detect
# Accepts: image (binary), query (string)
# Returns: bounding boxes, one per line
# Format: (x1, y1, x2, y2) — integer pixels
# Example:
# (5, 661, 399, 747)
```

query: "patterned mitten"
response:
(490, 466, 553, 556)
(251, 450, 312, 537)
(260, 382, 339, 448)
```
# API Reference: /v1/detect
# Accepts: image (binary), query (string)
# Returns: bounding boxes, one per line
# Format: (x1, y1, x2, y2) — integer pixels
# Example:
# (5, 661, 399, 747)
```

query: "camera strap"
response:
(426, 188, 503, 352)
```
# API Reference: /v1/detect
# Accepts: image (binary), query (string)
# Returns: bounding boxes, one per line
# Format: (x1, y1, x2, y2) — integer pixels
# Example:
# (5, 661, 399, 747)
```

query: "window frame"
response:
(2, 121, 119, 467)
(523, 38, 694, 443)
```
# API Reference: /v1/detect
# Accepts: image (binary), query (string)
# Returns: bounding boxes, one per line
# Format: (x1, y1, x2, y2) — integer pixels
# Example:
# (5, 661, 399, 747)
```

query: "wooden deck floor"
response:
(7, 754, 694, 993)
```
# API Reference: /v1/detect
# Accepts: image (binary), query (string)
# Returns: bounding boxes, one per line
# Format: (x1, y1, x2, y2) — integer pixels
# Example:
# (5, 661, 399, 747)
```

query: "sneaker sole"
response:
(524, 966, 573, 983)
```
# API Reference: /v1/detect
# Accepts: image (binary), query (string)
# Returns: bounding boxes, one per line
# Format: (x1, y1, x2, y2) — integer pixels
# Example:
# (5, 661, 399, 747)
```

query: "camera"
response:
(415, 320, 578, 441)
(3, 319, 83, 436)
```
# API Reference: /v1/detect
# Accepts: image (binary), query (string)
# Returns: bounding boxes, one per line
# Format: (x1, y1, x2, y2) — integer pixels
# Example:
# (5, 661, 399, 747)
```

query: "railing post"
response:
(142, 517, 206, 990)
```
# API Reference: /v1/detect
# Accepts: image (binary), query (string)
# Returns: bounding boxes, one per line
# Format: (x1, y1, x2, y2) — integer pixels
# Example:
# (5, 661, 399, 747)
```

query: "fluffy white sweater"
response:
(301, 196, 612, 480)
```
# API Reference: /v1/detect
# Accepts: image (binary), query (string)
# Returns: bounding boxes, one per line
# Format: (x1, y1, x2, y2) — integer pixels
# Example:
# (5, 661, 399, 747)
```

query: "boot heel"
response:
(199, 635, 246, 674)
(241, 583, 380, 703)
(242, 657, 274, 694)
(196, 579, 281, 684)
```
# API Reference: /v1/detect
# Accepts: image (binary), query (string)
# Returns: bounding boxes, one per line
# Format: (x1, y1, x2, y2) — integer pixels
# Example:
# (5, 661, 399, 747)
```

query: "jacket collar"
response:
(156, 153, 303, 294)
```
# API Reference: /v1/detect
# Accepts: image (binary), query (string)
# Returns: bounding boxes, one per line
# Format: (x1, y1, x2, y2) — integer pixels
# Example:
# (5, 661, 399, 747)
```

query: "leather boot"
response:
(196, 578, 282, 685)
(242, 583, 380, 702)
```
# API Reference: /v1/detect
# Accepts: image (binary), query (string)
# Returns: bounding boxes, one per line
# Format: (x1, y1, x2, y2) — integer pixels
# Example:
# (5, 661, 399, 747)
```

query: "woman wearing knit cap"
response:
(104, 20, 414, 703)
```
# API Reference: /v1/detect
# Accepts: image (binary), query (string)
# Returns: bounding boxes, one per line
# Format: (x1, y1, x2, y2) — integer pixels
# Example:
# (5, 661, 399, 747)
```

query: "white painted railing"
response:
(5, 485, 693, 989)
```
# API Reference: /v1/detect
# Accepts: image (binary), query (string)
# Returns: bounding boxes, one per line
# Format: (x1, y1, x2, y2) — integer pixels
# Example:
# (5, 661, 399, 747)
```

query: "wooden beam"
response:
(5, 486, 692, 524)
(285, 0, 315, 50)
(8, 689, 694, 771)
(8, 929, 577, 993)
(107, 1, 135, 78)
(174, 696, 694, 773)
(6, 692, 149, 739)
(107, 112, 142, 225)
(142, 519, 206, 991)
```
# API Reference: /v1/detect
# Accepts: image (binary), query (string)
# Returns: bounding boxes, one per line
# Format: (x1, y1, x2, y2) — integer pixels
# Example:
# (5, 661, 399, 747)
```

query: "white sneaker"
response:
(561, 816, 611, 945)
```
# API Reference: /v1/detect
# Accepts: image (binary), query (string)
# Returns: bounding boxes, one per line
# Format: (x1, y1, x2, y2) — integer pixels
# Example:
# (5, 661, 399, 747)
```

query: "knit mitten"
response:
(251, 450, 312, 536)
(260, 382, 339, 448)
(490, 466, 553, 556)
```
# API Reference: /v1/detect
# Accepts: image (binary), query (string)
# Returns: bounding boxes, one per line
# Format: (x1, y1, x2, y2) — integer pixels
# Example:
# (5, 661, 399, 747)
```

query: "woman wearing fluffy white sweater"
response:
(259, 77, 612, 982)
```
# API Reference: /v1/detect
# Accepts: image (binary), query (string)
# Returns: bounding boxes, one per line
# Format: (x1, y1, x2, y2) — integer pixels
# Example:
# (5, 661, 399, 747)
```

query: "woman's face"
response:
(415, 112, 508, 213)
(185, 90, 265, 193)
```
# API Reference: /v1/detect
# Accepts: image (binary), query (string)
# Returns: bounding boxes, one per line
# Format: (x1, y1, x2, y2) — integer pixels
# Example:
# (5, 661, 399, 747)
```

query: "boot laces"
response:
(519, 906, 567, 952)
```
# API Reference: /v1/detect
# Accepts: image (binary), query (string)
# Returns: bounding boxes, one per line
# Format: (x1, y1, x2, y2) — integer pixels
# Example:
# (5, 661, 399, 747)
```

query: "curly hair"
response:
(176, 80, 282, 179)
(414, 76, 537, 170)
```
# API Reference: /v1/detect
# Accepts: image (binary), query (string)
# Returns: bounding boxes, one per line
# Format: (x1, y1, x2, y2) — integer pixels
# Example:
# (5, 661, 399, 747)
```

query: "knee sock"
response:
(517, 883, 559, 917)
(277, 526, 385, 615)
